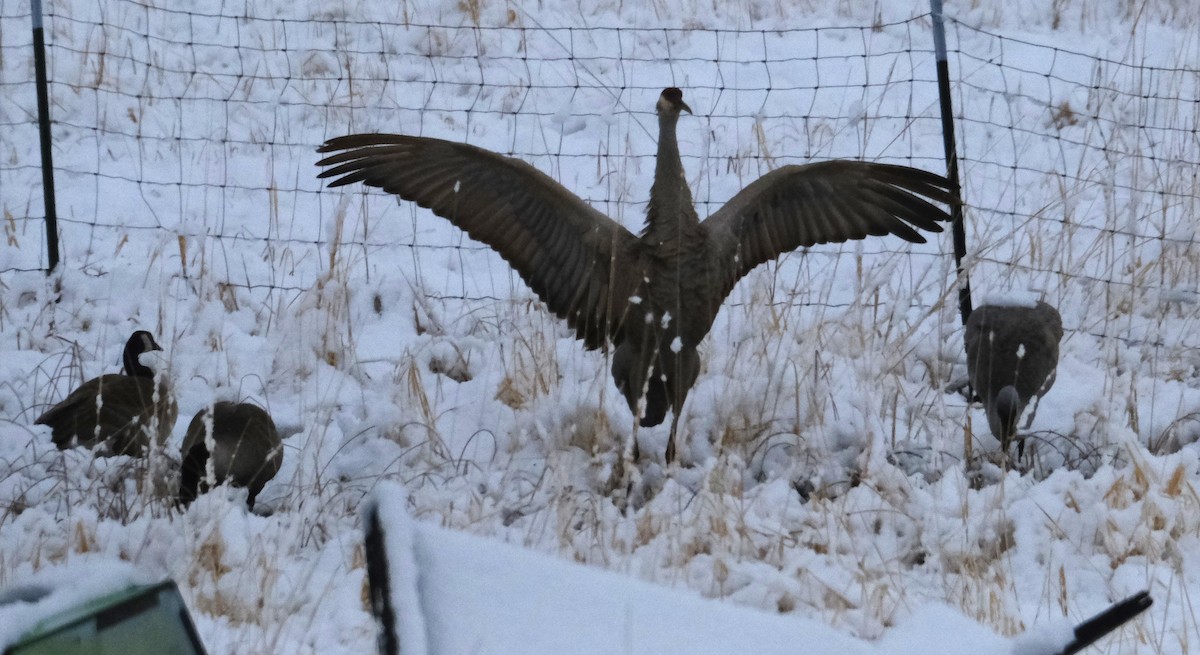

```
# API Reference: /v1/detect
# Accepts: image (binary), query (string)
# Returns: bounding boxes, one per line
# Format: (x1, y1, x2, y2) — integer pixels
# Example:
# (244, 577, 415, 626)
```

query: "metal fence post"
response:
(930, 0, 971, 325)
(31, 0, 60, 274)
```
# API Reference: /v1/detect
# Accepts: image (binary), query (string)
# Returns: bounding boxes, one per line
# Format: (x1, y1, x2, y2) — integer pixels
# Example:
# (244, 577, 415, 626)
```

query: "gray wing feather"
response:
(702, 160, 956, 303)
(318, 134, 641, 348)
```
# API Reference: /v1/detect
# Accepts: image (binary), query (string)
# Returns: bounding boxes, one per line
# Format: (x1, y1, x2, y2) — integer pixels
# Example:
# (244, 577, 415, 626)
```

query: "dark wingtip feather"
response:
(868, 163, 962, 206)
(316, 133, 409, 162)
(316, 157, 374, 182)
(891, 223, 929, 244)
(321, 133, 409, 149)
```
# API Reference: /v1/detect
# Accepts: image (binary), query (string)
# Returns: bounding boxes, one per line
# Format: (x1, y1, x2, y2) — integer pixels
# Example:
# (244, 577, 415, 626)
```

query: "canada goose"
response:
(179, 401, 282, 510)
(317, 88, 957, 462)
(964, 300, 1063, 457)
(35, 330, 176, 456)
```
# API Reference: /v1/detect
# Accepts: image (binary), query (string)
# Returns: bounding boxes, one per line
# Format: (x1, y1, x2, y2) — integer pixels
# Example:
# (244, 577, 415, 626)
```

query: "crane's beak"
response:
(680, 101, 692, 115)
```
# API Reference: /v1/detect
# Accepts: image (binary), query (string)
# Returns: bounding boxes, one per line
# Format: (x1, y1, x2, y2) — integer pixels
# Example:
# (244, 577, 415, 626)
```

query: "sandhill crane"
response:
(317, 88, 957, 463)
(964, 300, 1063, 459)
(36, 330, 177, 457)
(179, 401, 282, 510)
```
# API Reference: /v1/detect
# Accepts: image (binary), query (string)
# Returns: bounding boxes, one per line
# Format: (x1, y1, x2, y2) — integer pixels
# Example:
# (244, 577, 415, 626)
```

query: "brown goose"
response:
(35, 330, 176, 456)
(317, 88, 957, 462)
(964, 300, 1063, 457)
(179, 401, 282, 510)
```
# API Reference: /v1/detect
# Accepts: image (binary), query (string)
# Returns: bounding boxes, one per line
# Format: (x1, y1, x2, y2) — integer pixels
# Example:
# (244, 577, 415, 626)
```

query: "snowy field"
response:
(1, 0, 1198, 652)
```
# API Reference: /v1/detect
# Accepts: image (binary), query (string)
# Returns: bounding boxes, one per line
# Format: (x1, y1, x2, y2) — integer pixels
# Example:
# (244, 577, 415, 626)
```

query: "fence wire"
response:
(943, 19, 1199, 353)
(0, 3, 1197, 357)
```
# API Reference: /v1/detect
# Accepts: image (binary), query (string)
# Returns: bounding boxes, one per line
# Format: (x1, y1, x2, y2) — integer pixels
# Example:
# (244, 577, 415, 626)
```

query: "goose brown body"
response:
(179, 401, 282, 510)
(318, 88, 958, 461)
(35, 331, 176, 457)
(964, 301, 1063, 455)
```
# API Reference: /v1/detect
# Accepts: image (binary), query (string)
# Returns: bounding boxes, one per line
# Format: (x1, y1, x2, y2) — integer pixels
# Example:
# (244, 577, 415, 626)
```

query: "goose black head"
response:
(123, 330, 163, 378)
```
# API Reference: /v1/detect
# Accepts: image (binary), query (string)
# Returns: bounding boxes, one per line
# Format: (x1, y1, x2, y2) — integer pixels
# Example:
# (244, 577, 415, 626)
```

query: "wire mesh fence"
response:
(3, 7, 1200, 647)
(1, 1, 1197, 367)
(0, 5, 935, 335)
(946, 20, 1200, 352)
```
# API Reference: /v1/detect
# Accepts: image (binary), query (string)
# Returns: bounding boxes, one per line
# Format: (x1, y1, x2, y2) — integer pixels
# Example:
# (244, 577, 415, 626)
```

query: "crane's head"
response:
(656, 88, 692, 116)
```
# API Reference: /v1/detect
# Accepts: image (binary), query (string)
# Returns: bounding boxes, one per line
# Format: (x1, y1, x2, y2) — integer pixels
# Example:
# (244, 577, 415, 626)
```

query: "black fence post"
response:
(364, 502, 401, 655)
(929, 0, 971, 326)
(31, 0, 60, 274)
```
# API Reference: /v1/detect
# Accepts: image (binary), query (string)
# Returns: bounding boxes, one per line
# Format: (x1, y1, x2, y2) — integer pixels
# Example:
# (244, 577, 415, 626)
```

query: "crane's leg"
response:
(665, 412, 679, 464)
(1014, 394, 1043, 464)
(1023, 394, 1042, 430)
(663, 348, 698, 466)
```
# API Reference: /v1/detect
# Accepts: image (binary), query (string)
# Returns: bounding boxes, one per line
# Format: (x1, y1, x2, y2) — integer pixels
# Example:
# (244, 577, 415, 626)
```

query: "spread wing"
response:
(702, 160, 957, 303)
(318, 134, 642, 348)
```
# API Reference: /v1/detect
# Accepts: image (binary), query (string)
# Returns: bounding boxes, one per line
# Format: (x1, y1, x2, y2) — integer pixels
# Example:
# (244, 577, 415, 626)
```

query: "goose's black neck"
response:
(123, 332, 160, 378)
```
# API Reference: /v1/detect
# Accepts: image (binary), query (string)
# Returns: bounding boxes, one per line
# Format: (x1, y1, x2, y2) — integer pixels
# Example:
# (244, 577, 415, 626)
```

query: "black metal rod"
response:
(929, 0, 971, 326)
(1060, 590, 1152, 655)
(364, 503, 400, 655)
(31, 0, 60, 274)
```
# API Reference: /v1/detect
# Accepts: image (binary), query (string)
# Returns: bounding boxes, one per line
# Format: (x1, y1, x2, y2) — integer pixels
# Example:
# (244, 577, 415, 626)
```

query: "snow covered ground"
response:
(0, 0, 1197, 652)
(363, 480, 1061, 655)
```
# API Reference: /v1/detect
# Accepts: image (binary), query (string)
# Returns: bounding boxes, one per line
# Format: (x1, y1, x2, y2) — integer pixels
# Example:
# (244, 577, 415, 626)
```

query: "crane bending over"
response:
(964, 301, 1063, 460)
(317, 88, 958, 463)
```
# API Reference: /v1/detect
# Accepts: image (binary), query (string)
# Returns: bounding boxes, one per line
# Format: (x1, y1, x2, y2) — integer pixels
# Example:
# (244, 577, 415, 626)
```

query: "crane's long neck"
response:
(644, 111, 697, 244)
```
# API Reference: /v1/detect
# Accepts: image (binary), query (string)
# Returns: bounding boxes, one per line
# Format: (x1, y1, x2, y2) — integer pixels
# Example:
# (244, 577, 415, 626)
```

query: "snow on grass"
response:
(1, 0, 1198, 652)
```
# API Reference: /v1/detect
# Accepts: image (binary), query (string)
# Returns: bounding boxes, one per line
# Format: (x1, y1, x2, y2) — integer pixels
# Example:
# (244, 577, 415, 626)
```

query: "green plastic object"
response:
(3, 580, 207, 655)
